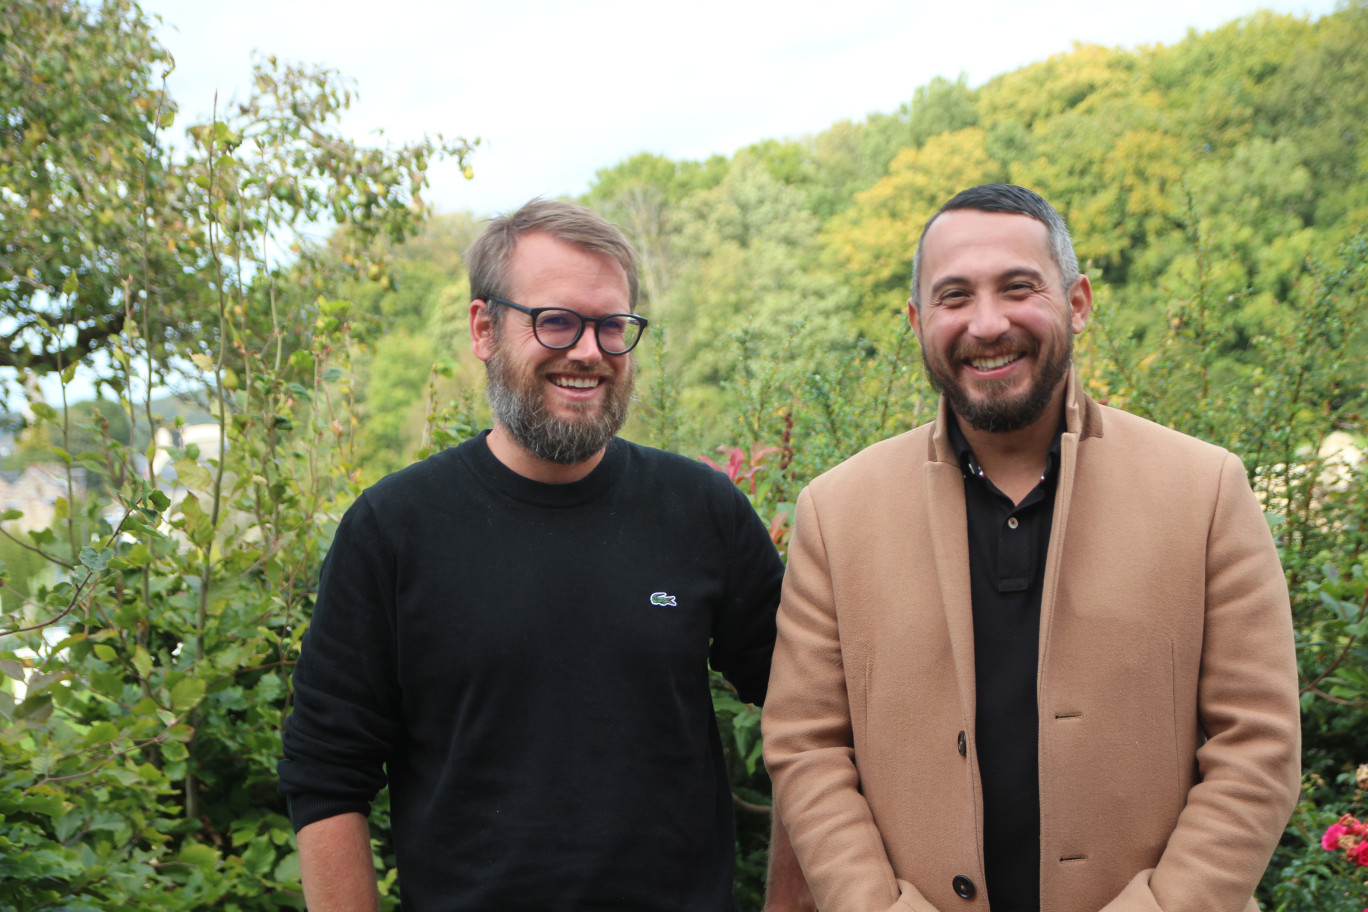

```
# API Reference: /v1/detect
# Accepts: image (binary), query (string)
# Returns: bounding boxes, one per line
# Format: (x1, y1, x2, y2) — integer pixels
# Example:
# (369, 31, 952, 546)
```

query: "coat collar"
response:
(921, 364, 1101, 737)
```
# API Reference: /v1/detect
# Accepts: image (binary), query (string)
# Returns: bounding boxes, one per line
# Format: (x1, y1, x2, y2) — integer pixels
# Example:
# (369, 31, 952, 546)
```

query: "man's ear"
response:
(1069, 275, 1093, 334)
(907, 298, 923, 339)
(470, 300, 495, 362)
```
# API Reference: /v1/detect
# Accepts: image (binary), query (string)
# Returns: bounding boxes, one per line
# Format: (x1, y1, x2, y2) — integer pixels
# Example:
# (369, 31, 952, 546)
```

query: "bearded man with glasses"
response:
(280, 199, 808, 912)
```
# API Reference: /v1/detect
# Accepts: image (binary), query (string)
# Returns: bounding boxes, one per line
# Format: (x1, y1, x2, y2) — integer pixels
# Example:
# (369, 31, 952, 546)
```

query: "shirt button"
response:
(952, 875, 976, 899)
(957, 731, 967, 756)
(1007, 516, 1019, 530)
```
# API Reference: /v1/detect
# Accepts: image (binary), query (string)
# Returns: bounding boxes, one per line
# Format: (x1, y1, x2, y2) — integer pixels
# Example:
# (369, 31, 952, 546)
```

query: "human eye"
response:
(935, 289, 970, 307)
(536, 310, 578, 331)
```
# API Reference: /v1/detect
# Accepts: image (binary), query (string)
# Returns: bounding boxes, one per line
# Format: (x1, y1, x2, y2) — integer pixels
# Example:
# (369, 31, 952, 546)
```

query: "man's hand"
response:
(765, 812, 818, 912)
(297, 812, 380, 912)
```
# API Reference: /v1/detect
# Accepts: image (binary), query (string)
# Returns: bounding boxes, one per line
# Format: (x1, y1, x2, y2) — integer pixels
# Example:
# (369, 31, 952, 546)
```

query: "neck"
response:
(954, 386, 1066, 505)
(485, 424, 606, 484)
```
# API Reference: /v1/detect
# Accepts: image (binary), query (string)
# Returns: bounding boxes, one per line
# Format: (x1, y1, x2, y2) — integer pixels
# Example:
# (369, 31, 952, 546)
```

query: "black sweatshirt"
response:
(279, 433, 784, 911)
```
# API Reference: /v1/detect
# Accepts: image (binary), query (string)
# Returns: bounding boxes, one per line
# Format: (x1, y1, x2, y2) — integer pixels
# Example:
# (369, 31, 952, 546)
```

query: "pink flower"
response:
(1350, 839, 1368, 868)
(1323, 822, 1351, 851)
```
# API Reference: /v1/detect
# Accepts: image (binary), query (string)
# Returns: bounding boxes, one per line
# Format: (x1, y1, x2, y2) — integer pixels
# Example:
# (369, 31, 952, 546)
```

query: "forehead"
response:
(919, 210, 1056, 288)
(506, 231, 629, 307)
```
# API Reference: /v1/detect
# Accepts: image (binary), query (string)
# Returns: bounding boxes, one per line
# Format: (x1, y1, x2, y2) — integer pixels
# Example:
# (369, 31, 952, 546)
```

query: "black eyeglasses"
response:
(489, 297, 648, 355)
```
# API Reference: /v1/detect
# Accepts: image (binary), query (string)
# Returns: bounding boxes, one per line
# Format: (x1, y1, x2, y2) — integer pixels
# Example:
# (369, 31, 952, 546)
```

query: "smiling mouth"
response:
(967, 353, 1023, 371)
(550, 375, 603, 389)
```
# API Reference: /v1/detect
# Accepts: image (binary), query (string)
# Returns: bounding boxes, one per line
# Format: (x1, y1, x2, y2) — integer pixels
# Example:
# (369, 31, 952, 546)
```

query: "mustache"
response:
(950, 334, 1039, 362)
(539, 363, 615, 379)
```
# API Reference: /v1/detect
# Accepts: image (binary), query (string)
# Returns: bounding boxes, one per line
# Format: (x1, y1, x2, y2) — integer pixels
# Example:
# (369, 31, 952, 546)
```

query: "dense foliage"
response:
(2, 1, 1365, 909)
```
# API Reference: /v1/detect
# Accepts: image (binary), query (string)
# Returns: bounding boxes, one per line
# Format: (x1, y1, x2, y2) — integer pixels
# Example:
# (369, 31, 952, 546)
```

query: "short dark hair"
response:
(910, 184, 1079, 308)
(466, 198, 639, 318)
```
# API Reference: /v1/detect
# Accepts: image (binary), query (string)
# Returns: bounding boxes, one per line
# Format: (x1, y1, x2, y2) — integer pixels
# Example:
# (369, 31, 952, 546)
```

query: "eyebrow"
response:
(929, 267, 1049, 298)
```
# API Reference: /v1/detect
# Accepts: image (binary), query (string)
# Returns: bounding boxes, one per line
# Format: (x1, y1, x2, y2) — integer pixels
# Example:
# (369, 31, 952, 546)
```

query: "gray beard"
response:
(485, 345, 633, 465)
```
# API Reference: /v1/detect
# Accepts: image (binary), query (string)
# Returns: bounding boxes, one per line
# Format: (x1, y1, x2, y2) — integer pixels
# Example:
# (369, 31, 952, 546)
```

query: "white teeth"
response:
(970, 354, 1020, 370)
(553, 376, 600, 389)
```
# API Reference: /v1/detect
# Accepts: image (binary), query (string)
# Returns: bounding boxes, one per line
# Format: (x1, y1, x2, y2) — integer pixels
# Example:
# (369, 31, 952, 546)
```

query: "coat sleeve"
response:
(1099, 453, 1301, 912)
(763, 487, 947, 912)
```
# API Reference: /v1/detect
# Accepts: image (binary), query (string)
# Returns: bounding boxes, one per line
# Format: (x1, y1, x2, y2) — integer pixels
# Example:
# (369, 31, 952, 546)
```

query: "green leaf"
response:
(274, 850, 301, 883)
(78, 546, 112, 572)
(24, 671, 69, 696)
(169, 677, 206, 713)
(49, 631, 86, 652)
(93, 644, 118, 661)
(0, 787, 69, 819)
(173, 842, 219, 869)
(82, 720, 120, 747)
(132, 645, 152, 679)
(242, 837, 275, 877)
(119, 543, 152, 568)
(62, 272, 79, 295)
(15, 692, 53, 722)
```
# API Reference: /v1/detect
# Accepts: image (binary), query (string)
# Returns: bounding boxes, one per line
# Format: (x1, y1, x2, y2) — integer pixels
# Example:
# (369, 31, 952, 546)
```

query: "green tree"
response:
(0, 0, 182, 377)
(0, 0, 475, 402)
(656, 151, 856, 439)
(582, 152, 729, 308)
(0, 3, 472, 908)
(908, 74, 978, 148)
(824, 127, 1003, 334)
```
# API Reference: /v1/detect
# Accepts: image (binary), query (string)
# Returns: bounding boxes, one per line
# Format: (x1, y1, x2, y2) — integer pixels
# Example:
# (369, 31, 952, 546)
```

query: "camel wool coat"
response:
(763, 375, 1301, 912)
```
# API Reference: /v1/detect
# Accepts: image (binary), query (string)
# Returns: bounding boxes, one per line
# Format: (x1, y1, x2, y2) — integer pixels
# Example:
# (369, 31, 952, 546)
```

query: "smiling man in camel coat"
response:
(761, 185, 1300, 912)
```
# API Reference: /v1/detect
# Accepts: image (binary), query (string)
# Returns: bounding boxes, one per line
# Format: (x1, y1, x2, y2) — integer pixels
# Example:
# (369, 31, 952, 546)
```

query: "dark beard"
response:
(922, 336, 1071, 433)
(485, 344, 634, 465)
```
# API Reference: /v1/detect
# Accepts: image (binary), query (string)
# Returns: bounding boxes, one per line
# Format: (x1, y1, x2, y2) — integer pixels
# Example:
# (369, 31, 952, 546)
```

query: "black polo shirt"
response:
(947, 417, 1062, 912)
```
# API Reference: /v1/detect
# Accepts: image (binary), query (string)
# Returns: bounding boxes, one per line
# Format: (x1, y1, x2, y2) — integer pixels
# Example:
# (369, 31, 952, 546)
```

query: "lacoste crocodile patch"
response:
(649, 592, 677, 607)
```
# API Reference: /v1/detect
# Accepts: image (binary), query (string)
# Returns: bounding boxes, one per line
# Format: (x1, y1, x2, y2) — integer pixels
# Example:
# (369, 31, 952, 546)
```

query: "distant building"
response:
(151, 423, 223, 477)
(0, 463, 87, 532)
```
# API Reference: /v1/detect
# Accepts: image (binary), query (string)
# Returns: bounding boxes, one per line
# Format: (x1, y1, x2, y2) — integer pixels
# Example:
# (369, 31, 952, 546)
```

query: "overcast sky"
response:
(140, 0, 1341, 217)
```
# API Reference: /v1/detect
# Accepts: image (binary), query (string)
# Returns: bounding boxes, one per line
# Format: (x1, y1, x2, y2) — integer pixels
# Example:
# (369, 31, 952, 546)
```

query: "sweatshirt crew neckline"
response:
(462, 430, 627, 509)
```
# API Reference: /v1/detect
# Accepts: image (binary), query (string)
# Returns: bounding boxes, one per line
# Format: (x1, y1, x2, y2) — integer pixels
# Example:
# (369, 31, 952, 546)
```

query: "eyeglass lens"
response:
(534, 309, 643, 354)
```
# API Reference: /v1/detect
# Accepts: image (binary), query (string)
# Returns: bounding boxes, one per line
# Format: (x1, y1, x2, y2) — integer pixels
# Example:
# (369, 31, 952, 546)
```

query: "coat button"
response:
(957, 731, 967, 756)
(952, 875, 976, 899)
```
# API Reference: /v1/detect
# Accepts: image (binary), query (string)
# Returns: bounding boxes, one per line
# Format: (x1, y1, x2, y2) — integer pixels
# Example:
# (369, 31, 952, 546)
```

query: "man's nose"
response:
(967, 296, 1011, 340)
(566, 322, 604, 363)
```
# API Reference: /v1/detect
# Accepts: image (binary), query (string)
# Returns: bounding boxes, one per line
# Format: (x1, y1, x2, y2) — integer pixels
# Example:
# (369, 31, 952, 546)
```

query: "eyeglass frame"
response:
(487, 296, 649, 355)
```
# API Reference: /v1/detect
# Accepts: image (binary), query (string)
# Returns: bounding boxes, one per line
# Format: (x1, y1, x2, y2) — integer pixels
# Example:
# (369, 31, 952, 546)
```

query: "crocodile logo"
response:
(650, 592, 677, 607)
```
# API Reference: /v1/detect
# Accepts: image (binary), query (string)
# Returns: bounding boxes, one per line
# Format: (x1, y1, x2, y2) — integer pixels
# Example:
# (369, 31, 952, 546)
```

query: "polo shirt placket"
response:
(949, 419, 1062, 912)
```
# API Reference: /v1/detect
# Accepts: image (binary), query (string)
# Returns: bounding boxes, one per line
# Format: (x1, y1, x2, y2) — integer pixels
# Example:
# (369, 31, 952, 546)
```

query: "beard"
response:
(484, 337, 635, 466)
(922, 331, 1071, 433)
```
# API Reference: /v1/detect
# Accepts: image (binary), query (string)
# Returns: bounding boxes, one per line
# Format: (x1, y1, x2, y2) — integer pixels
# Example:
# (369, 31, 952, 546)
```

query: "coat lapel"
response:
(924, 403, 978, 728)
(1039, 371, 1102, 669)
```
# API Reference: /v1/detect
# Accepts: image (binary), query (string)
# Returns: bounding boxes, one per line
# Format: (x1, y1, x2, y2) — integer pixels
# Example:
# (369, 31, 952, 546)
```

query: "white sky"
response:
(139, 0, 1342, 218)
